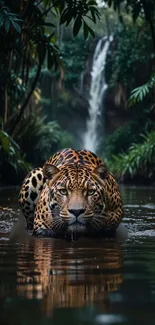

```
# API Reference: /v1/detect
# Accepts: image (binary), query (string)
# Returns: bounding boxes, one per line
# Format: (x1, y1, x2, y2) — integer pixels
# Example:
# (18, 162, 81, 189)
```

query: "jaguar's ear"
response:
(93, 163, 108, 179)
(43, 164, 60, 182)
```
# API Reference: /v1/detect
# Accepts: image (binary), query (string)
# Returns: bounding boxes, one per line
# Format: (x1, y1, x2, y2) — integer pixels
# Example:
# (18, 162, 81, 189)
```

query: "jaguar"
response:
(19, 148, 123, 239)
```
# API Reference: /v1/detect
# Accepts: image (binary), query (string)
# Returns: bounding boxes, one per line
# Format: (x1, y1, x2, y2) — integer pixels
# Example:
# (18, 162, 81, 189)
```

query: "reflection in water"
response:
(14, 238, 123, 315)
(2, 186, 155, 324)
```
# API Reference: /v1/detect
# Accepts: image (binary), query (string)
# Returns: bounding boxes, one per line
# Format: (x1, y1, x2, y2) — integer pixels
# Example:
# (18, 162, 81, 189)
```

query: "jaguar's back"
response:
(46, 148, 102, 168)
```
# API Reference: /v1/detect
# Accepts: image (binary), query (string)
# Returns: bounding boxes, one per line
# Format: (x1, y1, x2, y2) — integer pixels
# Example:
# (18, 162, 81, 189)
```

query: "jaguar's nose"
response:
(68, 208, 85, 218)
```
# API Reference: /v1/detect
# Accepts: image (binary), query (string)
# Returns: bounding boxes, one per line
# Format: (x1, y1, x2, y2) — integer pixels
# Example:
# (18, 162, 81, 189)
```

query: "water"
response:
(83, 38, 111, 153)
(0, 186, 155, 325)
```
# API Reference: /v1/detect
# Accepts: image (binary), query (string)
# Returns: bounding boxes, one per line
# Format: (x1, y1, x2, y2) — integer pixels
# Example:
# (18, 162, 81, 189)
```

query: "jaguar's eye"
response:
(87, 189, 95, 196)
(59, 189, 68, 195)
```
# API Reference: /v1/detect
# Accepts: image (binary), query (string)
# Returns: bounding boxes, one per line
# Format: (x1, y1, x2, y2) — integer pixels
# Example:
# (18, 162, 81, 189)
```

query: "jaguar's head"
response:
(43, 163, 109, 239)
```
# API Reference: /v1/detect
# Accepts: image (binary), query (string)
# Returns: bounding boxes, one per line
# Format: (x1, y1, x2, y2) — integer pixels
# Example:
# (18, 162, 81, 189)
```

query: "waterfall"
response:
(83, 37, 111, 153)
(96, 0, 106, 8)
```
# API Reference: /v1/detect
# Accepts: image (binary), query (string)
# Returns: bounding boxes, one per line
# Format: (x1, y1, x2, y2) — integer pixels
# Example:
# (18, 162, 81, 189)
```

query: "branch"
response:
(20, 0, 32, 19)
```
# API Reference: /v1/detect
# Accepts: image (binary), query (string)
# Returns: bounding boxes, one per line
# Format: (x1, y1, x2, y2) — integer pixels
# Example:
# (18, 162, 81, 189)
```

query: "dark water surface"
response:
(0, 186, 155, 325)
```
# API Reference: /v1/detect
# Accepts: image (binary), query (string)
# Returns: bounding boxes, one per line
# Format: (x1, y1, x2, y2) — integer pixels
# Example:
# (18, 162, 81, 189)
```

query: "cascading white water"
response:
(83, 37, 111, 153)
(96, 0, 106, 8)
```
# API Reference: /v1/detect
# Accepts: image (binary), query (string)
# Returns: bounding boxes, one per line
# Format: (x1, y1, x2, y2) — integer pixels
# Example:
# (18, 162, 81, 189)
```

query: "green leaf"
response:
(5, 18, 10, 33)
(0, 131, 10, 152)
(60, 9, 68, 25)
(88, 1, 97, 5)
(0, 15, 5, 27)
(9, 145, 15, 156)
(66, 14, 73, 27)
(90, 9, 96, 23)
(87, 25, 95, 38)
(43, 0, 51, 7)
(89, 6, 100, 17)
(83, 21, 88, 40)
(11, 20, 21, 33)
(73, 16, 82, 37)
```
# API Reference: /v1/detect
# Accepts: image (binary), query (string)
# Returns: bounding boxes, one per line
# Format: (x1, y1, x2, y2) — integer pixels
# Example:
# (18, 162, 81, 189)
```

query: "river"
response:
(0, 186, 155, 325)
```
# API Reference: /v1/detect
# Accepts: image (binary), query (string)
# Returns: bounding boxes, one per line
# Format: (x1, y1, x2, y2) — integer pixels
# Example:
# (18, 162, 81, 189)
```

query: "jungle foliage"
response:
(109, 131, 155, 183)
(105, 24, 153, 91)
(40, 36, 90, 139)
(0, 0, 99, 184)
(101, 0, 155, 183)
(1, 0, 155, 184)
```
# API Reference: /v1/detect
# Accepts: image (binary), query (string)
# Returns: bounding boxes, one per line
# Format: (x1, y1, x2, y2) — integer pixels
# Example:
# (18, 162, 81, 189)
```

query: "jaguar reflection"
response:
(15, 238, 123, 315)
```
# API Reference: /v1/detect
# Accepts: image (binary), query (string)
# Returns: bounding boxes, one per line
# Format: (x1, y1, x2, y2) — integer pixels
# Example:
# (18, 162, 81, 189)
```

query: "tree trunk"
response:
(142, 0, 155, 53)
(9, 56, 44, 136)
(0, 84, 5, 125)
(4, 85, 8, 124)
(149, 19, 155, 53)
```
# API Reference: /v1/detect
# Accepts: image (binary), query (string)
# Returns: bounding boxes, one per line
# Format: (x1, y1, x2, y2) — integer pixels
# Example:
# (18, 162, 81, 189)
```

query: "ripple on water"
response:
(0, 186, 155, 325)
(124, 204, 155, 209)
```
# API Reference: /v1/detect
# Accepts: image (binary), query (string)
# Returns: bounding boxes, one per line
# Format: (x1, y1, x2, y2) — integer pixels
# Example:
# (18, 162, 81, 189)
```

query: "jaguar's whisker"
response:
(90, 218, 102, 230)
(89, 220, 99, 230)
(52, 220, 64, 230)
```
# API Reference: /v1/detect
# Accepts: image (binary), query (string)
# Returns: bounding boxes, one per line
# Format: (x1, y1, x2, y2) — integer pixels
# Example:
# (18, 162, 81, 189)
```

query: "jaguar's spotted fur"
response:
(19, 148, 123, 239)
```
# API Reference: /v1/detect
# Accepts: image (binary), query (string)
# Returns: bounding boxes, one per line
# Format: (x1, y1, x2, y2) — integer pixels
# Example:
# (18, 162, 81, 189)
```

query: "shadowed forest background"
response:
(1, 0, 155, 185)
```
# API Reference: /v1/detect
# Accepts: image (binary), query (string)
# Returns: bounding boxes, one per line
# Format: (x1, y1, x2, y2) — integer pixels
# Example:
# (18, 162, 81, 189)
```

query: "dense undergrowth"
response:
(106, 132, 155, 183)
(0, 1, 92, 185)
(101, 16, 155, 183)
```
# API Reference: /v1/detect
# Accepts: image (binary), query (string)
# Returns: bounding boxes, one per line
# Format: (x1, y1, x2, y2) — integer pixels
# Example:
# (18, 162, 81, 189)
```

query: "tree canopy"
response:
(104, 0, 155, 49)
(0, 0, 100, 133)
(1, 0, 155, 184)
